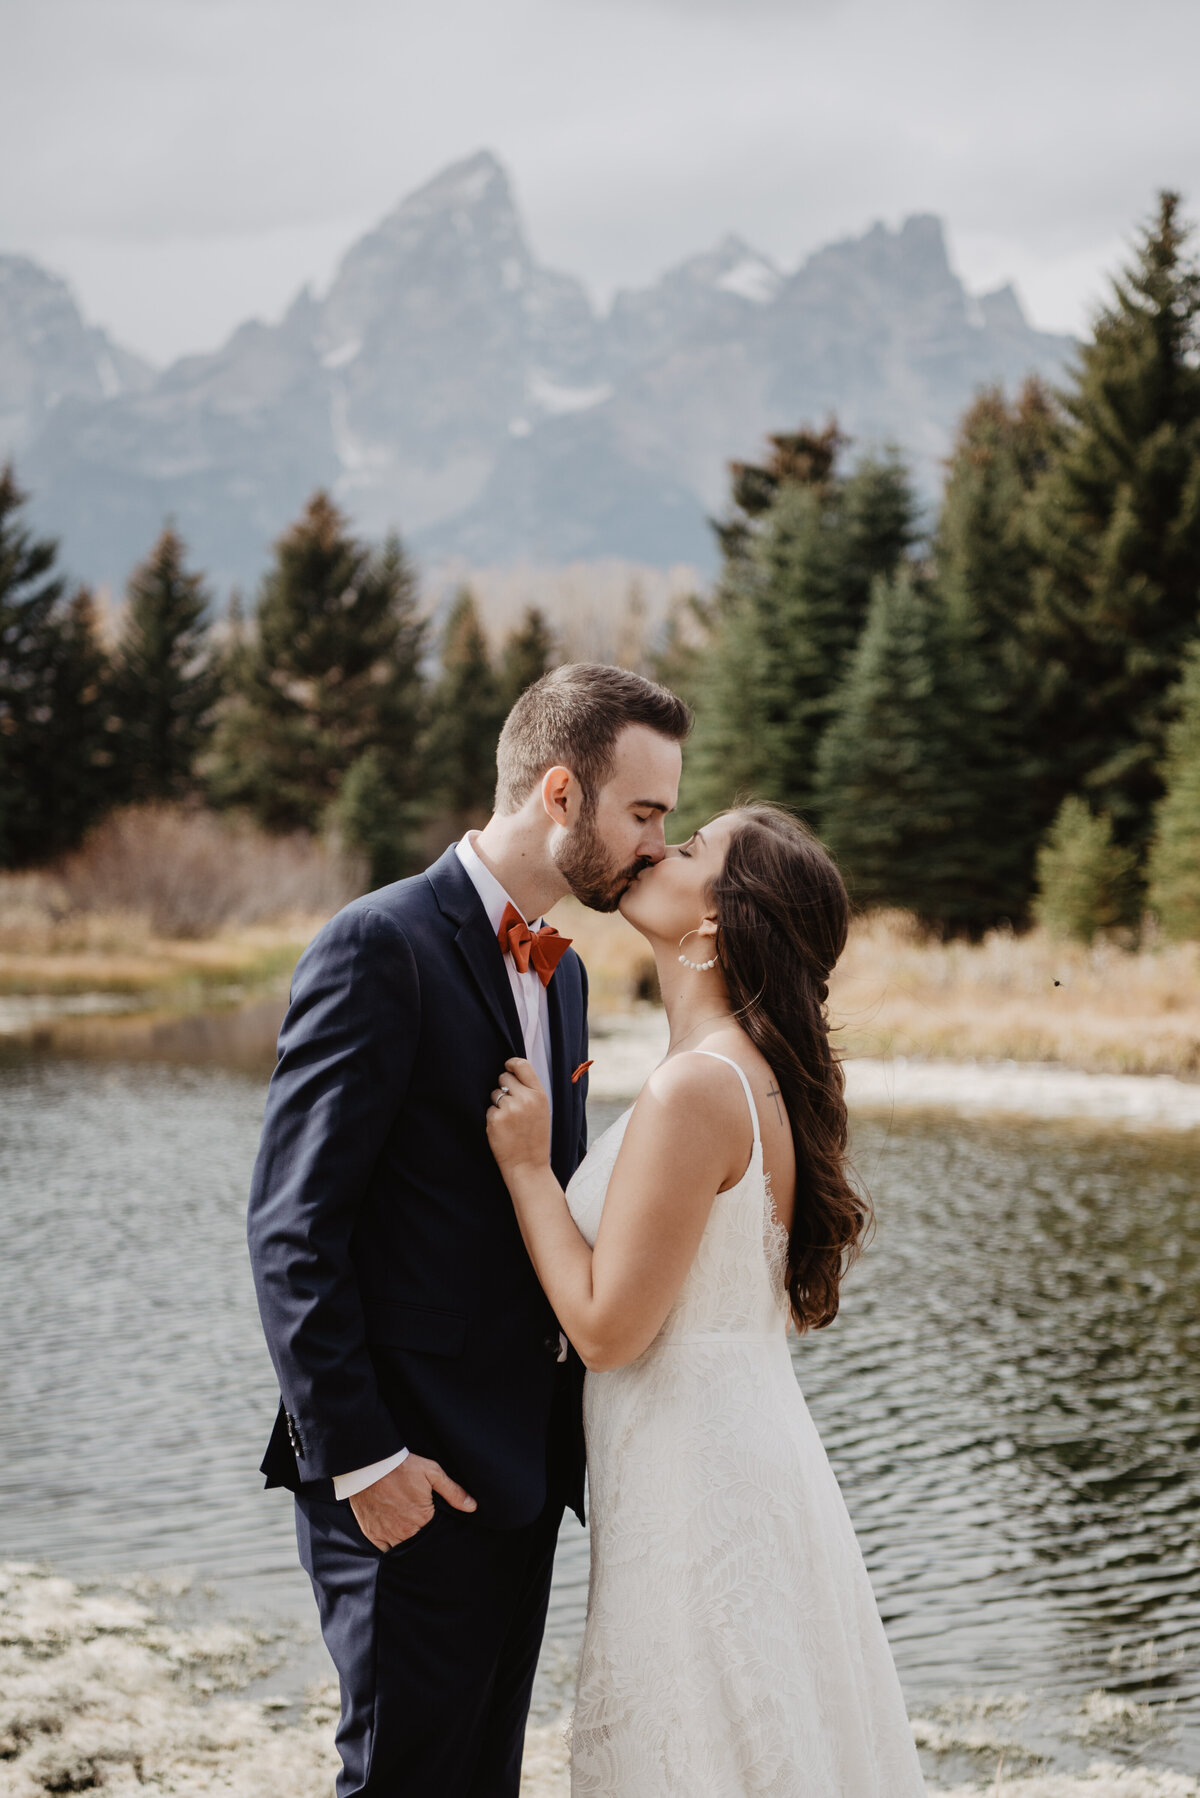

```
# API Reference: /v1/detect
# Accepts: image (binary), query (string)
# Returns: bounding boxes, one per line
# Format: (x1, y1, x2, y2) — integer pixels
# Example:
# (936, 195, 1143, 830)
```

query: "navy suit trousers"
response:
(295, 1486, 565, 1798)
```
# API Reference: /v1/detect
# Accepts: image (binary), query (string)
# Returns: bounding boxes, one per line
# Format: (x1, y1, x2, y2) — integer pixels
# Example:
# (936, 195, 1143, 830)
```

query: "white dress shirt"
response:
(332, 834, 558, 1500)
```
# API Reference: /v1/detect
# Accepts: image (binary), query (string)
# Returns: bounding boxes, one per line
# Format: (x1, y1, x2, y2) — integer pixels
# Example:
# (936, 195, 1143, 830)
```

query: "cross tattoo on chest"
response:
(766, 1083, 784, 1125)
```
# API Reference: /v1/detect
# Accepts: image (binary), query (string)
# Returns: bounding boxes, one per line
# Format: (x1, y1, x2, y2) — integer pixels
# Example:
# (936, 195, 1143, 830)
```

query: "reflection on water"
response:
(0, 1055, 1196, 1769)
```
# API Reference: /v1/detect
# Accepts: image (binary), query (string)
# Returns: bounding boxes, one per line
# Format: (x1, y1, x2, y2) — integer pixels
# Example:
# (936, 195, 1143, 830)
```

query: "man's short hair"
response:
(494, 663, 692, 814)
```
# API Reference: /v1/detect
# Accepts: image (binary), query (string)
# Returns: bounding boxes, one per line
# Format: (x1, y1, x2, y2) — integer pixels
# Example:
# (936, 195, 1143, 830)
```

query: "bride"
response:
(486, 803, 927, 1797)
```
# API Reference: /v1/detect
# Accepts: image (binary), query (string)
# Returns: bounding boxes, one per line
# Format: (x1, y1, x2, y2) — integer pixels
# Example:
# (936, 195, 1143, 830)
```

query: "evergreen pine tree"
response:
(498, 606, 555, 712)
(934, 379, 1063, 912)
(425, 588, 505, 827)
(651, 593, 710, 710)
(678, 575, 776, 830)
(836, 449, 923, 621)
(1026, 191, 1200, 851)
(210, 496, 425, 858)
(1146, 640, 1200, 939)
(816, 569, 1024, 933)
(0, 465, 115, 864)
(938, 379, 1060, 656)
(716, 422, 847, 559)
(111, 525, 221, 800)
(330, 748, 416, 890)
(1032, 796, 1139, 942)
(687, 438, 919, 825)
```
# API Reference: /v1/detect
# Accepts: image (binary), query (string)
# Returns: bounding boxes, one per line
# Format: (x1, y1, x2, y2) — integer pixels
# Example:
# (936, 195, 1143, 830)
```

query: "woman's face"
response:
(617, 812, 741, 945)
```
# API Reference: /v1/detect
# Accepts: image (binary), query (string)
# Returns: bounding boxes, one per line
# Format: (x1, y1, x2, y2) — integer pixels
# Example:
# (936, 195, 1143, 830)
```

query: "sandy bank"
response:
(0, 1563, 568, 1798)
(0, 1566, 1193, 1797)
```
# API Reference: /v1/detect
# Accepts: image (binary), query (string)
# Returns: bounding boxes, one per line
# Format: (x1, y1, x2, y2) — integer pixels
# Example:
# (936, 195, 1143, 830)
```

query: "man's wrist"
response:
(333, 1447, 409, 1501)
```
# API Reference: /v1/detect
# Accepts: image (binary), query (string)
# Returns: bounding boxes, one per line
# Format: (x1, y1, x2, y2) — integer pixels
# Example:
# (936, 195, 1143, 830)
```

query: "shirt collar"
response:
(455, 832, 543, 935)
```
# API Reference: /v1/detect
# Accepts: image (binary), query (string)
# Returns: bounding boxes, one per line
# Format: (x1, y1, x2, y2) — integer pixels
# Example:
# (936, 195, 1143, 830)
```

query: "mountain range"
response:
(1, 150, 1073, 595)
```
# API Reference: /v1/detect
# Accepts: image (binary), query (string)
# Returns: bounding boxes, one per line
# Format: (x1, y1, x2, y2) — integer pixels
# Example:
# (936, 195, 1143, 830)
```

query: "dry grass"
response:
(55, 806, 361, 939)
(0, 931, 314, 1000)
(830, 912, 1200, 1079)
(4, 824, 1199, 1083)
(547, 905, 1200, 1079)
(0, 807, 360, 998)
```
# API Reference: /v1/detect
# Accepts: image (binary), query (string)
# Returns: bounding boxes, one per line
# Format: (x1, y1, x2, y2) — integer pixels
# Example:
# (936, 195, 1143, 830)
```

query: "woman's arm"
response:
(486, 1054, 749, 1370)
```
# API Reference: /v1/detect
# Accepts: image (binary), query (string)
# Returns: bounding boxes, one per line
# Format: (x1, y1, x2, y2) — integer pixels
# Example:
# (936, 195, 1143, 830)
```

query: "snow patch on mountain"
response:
(527, 372, 614, 416)
(715, 255, 781, 303)
(321, 337, 362, 370)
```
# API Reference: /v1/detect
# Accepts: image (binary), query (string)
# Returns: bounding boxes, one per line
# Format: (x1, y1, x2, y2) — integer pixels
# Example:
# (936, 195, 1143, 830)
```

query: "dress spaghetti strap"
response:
(692, 1049, 761, 1150)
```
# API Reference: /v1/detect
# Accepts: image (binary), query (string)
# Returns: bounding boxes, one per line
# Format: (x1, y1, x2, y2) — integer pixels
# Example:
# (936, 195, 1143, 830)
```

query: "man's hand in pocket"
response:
(349, 1453, 477, 1551)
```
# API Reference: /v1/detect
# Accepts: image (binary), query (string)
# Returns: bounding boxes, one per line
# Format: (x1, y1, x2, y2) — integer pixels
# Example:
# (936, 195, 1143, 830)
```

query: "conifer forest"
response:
(3, 193, 1199, 945)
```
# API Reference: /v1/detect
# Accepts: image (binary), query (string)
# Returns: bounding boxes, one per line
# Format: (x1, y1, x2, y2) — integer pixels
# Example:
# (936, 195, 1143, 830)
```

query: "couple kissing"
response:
(248, 663, 925, 1798)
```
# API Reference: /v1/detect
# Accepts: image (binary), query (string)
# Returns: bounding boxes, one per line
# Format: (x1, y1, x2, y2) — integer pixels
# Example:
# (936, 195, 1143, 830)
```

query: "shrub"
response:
(1146, 640, 1200, 942)
(329, 750, 413, 890)
(1032, 796, 1138, 943)
(57, 804, 362, 938)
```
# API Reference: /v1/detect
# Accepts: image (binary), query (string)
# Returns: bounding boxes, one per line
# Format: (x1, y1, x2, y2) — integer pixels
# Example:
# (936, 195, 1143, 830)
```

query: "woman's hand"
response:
(486, 1057, 551, 1174)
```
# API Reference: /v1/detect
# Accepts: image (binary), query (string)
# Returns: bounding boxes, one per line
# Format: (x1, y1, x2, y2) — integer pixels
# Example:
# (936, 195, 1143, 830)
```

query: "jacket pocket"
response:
(364, 1302, 468, 1356)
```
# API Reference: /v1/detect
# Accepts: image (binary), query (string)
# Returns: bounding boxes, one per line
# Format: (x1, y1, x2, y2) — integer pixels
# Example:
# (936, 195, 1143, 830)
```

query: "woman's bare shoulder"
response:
(632, 1045, 755, 1141)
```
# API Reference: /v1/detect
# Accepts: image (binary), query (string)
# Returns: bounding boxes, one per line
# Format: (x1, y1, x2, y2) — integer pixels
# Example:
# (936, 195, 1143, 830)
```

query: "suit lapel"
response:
(455, 917, 525, 1054)
(426, 846, 582, 1172)
(546, 961, 573, 1176)
(426, 847, 525, 1055)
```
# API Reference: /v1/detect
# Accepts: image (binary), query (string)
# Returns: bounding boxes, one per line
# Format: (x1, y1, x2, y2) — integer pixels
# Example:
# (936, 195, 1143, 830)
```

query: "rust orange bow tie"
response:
(497, 903, 572, 986)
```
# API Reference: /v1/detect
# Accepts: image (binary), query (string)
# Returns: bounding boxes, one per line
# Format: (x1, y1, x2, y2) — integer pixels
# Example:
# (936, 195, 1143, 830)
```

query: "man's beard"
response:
(556, 810, 651, 912)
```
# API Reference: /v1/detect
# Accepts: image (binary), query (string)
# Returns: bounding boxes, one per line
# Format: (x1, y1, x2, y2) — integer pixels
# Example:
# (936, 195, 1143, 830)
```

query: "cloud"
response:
(2, 0, 1198, 358)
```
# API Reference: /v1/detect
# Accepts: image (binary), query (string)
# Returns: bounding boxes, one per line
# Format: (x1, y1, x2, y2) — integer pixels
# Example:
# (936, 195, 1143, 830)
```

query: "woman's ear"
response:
(697, 914, 719, 941)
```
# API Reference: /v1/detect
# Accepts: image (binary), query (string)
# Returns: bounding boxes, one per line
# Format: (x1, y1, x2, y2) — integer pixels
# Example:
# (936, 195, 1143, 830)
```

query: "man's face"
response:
(554, 724, 683, 911)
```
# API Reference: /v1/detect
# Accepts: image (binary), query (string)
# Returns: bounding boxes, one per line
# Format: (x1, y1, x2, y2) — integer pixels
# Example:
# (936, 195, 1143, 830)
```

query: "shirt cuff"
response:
(333, 1447, 409, 1501)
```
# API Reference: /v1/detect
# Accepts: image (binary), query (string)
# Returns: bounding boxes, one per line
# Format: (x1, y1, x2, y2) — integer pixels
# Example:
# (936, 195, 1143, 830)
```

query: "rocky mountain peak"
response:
(318, 147, 538, 362)
(380, 148, 514, 234)
(10, 152, 1073, 589)
(368, 146, 528, 280)
(0, 253, 151, 463)
(605, 231, 782, 374)
(784, 211, 959, 305)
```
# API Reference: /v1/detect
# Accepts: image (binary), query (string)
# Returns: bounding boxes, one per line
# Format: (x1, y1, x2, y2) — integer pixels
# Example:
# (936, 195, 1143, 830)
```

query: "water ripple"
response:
(0, 1063, 1196, 1769)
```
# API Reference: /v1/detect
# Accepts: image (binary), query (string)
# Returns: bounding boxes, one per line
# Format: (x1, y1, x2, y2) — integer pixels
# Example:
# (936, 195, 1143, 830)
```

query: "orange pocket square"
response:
(571, 1060, 594, 1084)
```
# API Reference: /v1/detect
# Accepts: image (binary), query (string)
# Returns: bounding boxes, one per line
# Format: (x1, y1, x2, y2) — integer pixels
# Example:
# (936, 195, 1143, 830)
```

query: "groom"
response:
(247, 663, 689, 1798)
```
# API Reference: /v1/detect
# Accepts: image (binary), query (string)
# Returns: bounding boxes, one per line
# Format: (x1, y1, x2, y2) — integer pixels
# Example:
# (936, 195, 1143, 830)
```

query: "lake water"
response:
(1, 1049, 1197, 1776)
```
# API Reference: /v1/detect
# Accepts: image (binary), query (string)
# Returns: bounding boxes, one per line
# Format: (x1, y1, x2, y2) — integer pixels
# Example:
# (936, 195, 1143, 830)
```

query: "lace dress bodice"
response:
(566, 1057, 789, 1344)
(561, 1051, 927, 1797)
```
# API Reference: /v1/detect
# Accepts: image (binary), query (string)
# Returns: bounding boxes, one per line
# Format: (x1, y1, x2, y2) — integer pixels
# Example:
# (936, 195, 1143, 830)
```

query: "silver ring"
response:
(500, 1084, 511, 1095)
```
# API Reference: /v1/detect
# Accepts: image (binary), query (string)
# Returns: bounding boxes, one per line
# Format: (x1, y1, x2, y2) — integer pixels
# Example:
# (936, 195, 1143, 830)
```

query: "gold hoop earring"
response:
(678, 928, 718, 972)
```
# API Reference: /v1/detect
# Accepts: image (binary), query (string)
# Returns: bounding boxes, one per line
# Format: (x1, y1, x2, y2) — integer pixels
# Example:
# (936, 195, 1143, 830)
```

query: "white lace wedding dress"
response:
(563, 1051, 928, 1796)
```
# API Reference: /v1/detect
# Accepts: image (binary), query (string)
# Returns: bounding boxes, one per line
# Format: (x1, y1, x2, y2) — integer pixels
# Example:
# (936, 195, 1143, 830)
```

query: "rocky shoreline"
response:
(0, 1566, 1193, 1798)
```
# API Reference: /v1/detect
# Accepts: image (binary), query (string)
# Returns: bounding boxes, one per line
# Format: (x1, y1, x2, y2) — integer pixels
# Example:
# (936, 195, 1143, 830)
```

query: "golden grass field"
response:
(828, 910, 1200, 1079)
(2, 804, 1198, 1081)
(552, 901, 1200, 1080)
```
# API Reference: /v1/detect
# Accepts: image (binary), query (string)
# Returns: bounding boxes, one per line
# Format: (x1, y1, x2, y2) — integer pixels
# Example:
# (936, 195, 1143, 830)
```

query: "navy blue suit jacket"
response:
(247, 845, 589, 1529)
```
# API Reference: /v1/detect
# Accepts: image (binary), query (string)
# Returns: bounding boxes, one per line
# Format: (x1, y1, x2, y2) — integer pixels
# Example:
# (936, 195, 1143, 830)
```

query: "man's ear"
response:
(541, 765, 574, 826)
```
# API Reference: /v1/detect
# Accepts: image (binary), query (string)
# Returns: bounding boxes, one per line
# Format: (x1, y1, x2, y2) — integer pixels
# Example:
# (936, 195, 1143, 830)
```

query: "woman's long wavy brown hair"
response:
(707, 804, 870, 1333)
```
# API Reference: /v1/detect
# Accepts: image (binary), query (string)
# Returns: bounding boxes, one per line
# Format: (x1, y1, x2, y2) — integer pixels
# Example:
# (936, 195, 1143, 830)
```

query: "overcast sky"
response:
(5, 0, 1200, 366)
